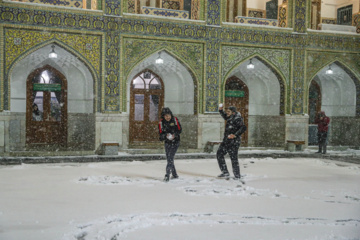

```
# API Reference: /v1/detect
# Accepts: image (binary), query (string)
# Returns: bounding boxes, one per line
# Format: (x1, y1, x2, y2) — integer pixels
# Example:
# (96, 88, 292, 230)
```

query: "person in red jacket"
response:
(314, 111, 330, 154)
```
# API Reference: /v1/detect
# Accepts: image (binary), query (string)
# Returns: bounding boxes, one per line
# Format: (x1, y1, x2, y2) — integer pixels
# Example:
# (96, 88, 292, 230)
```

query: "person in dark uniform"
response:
(158, 107, 182, 182)
(217, 104, 247, 180)
(315, 111, 330, 154)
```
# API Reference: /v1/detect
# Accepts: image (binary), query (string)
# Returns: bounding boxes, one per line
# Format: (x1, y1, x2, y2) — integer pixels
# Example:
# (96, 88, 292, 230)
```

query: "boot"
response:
(172, 170, 179, 179)
(322, 145, 327, 154)
(218, 172, 230, 178)
(316, 145, 322, 153)
(163, 174, 169, 182)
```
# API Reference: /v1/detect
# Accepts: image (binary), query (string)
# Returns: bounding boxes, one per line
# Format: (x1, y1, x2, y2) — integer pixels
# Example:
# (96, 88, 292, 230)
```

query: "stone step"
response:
(123, 148, 203, 155)
(4, 150, 95, 157)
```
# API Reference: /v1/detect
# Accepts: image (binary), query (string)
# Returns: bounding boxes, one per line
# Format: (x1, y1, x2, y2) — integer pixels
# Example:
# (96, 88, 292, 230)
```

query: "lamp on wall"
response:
(155, 52, 164, 64)
(247, 58, 254, 69)
(325, 65, 333, 75)
(49, 45, 58, 59)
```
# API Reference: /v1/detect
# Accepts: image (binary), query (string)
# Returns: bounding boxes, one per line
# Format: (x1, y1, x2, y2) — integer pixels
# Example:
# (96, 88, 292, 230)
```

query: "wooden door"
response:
(308, 80, 321, 124)
(26, 65, 67, 147)
(225, 76, 249, 146)
(130, 70, 164, 144)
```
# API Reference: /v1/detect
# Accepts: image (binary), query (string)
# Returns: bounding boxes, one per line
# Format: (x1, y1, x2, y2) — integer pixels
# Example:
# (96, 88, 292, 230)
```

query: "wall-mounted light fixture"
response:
(325, 65, 333, 75)
(49, 45, 58, 59)
(247, 58, 254, 69)
(155, 52, 164, 64)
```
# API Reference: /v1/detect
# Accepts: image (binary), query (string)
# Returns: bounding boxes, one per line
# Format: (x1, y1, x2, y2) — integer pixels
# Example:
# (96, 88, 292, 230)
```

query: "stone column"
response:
(285, 114, 309, 146)
(205, 0, 221, 112)
(95, 112, 129, 151)
(288, 1, 308, 145)
(197, 114, 223, 149)
(0, 112, 10, 153)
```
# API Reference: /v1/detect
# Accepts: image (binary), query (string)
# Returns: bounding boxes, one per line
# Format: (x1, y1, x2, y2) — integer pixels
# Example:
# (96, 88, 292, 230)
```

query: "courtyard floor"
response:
(0, 157, 359, 240)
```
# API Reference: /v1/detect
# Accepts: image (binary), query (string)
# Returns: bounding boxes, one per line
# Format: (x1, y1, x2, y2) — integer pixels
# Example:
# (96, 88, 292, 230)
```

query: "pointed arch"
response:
(222, 54, 287, 116)
(26, 64, 68, 146)
(129, 69, 165, 144)
(6, 39, 99, 111)
(124, 48, 199, 114)
(308, 60, 360, 116)
(308, 79, 322, 124)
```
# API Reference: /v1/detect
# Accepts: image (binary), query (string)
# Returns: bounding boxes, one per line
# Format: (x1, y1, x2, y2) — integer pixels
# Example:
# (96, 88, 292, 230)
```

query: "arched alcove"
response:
(308, 61, 359, 147)
(224, 56, 285, 147)
(126, 50, 197, 148)
(225, 56, 284, 116)
(311, 62, 356, 117)
(127, 50, 196, 115)
(9, 43, 96, 151)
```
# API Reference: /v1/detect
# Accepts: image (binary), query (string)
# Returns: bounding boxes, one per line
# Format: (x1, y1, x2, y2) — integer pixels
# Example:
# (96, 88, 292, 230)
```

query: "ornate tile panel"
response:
(247, 9, 264, 18)
(204, 37, 221, 112)
(2, 27, 102, 110)
(127, 0, 135, 13)
(221, 46, 291, 84)
(294, 0, 306, 33)
(306, 51, 360, 85)
(104, 31, 120, 112)
(161, 0, 181, 10)
(306, 52, 360, 116)
(207, 0, 220, 26)
(10, 0, 83, 8)
(105, 0, 121, 16)
(235, 16, 278, 27)
(4, 28, 101, 75)
(191, 0, 200, 20)
(141, 7, 189, 19)
(321, 18, 336, 24)
(354, 13, 360, 34)
(278, 3, 287, 28)
(292, 47, 305, 114)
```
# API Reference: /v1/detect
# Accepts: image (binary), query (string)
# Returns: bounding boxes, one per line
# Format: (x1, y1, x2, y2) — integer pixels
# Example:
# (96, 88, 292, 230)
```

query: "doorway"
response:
(225, 76, 249, 146)
(308, 80, 322, 146)
(130, 70, 164, 144)
(26, 65, 68, 147)
(308, 80, 322, 124)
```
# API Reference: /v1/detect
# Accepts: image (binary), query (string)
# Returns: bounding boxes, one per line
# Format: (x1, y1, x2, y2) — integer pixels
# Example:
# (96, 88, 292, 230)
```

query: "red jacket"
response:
(315, 111, 330, 132)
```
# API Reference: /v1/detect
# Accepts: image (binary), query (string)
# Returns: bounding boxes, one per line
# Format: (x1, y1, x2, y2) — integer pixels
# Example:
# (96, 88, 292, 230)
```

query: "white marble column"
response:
(285, 114, 309, 146)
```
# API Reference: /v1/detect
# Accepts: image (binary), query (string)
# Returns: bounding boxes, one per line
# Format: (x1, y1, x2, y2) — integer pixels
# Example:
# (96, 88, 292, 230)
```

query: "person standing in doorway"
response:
(315, 111, 330, 154)
(158, 107, 182, 182)
(217, 104, 247, 180)
(32, 103, 43, 121)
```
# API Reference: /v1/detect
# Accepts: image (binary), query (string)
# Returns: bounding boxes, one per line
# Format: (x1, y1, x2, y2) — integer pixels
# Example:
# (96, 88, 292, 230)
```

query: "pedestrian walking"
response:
(315, 111, 330, 154)
(217, 104, 247, 180)
(158, 107, 182, 182)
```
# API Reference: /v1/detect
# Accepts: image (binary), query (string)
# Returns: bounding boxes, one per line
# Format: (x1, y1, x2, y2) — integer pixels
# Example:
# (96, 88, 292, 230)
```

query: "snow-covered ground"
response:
(0, 157, 359, 240)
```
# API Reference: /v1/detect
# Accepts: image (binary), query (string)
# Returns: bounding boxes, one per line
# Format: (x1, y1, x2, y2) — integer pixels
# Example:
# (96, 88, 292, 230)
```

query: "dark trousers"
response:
(165, 142, 180, 176)
(216, 141, 241, 177)
(317, 132, 328, 153)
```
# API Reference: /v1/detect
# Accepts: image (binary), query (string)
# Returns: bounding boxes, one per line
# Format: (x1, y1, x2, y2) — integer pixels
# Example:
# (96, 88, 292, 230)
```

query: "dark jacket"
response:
(219, 109, 247, 143)
(315, 111, 330, 132)
(158, 110, 182, 144)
